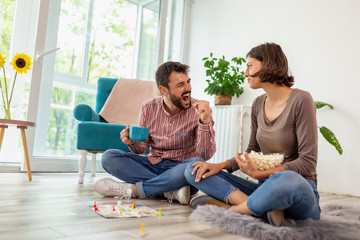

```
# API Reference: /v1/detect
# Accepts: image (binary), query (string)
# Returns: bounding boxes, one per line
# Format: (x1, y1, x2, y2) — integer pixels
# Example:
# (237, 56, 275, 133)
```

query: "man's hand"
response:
(120, 125, 135, 146)
(194, 100, 211, 125)
(191, 161, 222, 182)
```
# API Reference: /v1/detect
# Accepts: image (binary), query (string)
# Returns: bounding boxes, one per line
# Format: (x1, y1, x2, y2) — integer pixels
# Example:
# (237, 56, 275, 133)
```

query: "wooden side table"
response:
(0, 119, 35, 181)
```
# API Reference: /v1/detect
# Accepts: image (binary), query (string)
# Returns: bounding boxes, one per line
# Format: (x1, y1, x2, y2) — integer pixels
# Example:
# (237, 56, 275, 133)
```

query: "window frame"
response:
(8, 0, 192, 171)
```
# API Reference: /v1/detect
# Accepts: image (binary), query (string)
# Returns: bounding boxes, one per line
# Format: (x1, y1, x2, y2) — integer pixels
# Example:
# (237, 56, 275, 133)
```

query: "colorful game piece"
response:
(89, 203, 163, 218)
(140, 223, 145, 232)
(112, 205, 115, 211)
(93, 201, 97, 208)
(157, 208, 162, 216)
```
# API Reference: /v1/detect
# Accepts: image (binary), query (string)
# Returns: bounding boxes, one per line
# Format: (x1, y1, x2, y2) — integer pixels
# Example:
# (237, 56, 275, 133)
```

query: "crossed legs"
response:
(185, 164, 321, 221)
(101, 149, 200, 199)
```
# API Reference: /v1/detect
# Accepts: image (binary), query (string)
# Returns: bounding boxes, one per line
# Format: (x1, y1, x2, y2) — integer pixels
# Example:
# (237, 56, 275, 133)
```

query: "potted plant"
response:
(315, 101, 343, 155)
(202, 53, 246, 105)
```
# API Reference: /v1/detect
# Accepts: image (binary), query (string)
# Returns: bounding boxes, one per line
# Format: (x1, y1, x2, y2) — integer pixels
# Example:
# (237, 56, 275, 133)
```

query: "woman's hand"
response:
(192, 161, 223, 182)
(234, 152, 259, 179)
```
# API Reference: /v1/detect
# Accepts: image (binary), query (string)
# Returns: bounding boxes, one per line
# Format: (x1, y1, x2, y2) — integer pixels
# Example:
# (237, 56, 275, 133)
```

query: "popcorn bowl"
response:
(240, 151, 285, 170)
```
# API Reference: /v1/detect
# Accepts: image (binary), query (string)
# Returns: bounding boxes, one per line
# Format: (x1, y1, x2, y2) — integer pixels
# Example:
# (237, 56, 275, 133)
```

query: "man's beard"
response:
(169, 91, 191, 110)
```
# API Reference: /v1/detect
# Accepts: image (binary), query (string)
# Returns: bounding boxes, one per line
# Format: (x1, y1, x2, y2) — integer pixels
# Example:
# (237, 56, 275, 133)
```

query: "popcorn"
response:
(240, 151, 284, 170)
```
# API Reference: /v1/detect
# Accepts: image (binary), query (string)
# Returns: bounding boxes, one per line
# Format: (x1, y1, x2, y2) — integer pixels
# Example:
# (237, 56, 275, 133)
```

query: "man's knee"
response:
(184, 158, 205, 182)
(101, 149, 126, 169)
(184, 163, 196, 183)
(184, 157, 204, 164)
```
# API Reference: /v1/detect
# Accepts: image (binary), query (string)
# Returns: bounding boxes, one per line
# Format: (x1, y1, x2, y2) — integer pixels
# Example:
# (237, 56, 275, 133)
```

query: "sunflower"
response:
(10, 52, 33, 74)
(0, 53, 6, 68)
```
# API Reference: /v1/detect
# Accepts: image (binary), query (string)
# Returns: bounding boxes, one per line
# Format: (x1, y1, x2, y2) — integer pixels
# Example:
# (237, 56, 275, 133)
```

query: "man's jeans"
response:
(185, 164, 321, 220)
(101, 149, 200, 199)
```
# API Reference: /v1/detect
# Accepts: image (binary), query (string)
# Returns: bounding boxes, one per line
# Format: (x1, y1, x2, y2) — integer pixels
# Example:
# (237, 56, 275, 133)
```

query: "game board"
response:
(89, 202, 164, 218)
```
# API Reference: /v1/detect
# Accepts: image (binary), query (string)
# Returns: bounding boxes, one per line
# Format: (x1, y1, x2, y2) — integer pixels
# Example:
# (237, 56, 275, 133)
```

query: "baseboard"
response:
(25, 156, 105, 172)
(0, 163, 21, 172)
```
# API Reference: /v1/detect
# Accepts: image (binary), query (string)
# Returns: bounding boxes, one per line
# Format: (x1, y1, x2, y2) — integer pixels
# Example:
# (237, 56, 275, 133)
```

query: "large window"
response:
(34, 0, 186, 159)
(41, 0, 143, 157)
(1, 0, 189, 168)
(137, 1, 160, 80)
(54, 0, 139, 85)
(164, 0, 185, 62)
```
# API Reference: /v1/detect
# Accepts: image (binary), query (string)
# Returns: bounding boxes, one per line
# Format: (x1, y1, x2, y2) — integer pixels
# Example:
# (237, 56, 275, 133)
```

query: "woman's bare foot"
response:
(267, 210, 284, 227)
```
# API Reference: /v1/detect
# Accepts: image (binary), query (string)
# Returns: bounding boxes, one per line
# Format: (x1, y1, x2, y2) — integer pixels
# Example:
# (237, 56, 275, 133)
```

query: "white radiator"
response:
(209, 105, 251, 164)
(209, 105, 258, 183)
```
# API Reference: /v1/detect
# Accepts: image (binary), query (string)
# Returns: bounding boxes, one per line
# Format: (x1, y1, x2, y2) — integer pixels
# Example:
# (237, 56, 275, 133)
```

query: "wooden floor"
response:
(1, 173, 360, 240)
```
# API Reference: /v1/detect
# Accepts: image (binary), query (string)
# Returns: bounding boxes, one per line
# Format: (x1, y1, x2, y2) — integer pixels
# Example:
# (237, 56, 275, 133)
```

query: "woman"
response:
(184, 43, 321, 227)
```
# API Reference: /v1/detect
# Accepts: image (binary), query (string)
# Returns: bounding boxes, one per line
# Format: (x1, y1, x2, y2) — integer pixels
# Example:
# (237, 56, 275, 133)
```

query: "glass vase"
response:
(4, 106, 11, 119)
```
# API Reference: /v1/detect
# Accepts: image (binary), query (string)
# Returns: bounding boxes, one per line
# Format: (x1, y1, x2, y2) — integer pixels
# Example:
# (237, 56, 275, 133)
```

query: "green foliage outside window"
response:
(54, 0, 87, 76)
(1, 0, 161, 158)
(47, 87, 95, 156)
(51, 87, 72, 105)
(0, 0, 15, 120)
(48, 0, 138, 156)
(55, 0, 137, 84)
(87, 0, 137, 83)
(0, 0, 15, 57)
(75, 92, 96, 107)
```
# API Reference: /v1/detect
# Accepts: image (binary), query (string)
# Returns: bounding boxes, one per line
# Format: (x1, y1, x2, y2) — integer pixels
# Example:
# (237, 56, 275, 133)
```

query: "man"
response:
(94, 61, 216, 204)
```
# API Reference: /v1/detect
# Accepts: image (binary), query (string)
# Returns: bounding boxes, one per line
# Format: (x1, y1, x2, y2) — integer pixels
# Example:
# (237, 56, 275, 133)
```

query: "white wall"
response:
(186, 0, 360, 196)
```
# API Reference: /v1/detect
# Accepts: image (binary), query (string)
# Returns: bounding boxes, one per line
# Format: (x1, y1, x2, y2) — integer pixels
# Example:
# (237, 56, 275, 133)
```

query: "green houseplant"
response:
(202, 53, 246, 105)
(315, 101, 343, 155)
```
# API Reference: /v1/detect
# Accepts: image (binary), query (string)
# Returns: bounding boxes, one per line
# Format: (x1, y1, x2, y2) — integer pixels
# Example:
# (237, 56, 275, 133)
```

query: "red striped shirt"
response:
(128, 96, 216, 164)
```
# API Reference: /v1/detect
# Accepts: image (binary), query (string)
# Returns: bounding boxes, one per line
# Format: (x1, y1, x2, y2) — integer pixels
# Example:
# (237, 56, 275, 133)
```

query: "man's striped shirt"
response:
(129, 96, 216, 164)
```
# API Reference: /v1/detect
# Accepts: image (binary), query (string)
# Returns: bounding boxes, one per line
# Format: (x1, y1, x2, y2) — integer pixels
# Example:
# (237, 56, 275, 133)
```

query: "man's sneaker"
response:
(190, 194, 230, 209)
(164, 186, 190, 204)
(94, 177, 134, 199)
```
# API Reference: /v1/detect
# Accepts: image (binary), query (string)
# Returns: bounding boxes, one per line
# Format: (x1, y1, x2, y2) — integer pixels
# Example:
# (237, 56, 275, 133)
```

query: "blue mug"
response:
(129, 126, 149, 142)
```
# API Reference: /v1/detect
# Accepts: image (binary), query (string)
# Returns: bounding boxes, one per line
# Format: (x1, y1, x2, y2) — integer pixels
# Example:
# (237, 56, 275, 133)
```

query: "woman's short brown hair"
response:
(247, 43, 294, 87)
(155, 61, 190, 88)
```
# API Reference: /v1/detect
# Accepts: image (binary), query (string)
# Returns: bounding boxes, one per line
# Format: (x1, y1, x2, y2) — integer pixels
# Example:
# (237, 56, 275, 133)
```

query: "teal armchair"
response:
(74, 77, 155, 184)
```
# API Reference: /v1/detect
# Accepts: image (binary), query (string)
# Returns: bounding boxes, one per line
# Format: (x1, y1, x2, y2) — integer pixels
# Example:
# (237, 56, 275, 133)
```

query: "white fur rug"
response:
(190, 204, 360, 240)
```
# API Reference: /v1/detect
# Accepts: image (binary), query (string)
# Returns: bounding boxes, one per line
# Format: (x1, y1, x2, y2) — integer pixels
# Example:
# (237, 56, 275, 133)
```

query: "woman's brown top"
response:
(228, 88, 318, 177)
